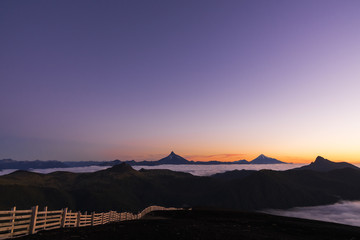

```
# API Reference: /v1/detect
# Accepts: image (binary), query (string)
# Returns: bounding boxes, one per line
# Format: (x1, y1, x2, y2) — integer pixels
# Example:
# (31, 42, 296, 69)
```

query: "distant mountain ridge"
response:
(118, 152, 285, 166)
(0, 159, 67, 170)
(0, 152, 285, 170)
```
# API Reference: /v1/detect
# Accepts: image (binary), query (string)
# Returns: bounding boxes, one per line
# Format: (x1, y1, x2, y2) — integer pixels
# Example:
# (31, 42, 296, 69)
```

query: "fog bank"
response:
(265, 201, 360, 227)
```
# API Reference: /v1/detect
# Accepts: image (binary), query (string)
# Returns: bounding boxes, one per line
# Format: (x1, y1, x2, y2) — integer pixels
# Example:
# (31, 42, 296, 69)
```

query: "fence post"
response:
(84, 211, 87, 226)
(10, 206, 16, 237)
(91, 212, 95, 226)
(29, 205, 38, 234)
(61, 208, 68, 228)
(68, 210, 72, 227)
(76, 212, 81, 227)
(43, 206, 48, 230)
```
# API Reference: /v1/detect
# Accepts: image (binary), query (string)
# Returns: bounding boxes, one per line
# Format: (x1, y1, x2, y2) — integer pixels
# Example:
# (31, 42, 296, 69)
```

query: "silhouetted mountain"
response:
(157, 151, 190, 164)
(250, 154, 284, 164)
(295, 156, 359, 172)
(1, 158, 360, 212)
(106, 162, 139, 174)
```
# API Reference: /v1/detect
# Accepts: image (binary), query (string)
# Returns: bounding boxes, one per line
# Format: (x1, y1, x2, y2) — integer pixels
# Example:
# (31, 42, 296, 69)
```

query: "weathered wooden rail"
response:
(0, 205, 180, 239)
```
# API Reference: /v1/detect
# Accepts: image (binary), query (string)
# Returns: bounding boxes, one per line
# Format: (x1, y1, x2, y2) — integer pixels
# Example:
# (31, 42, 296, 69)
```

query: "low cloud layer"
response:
(264, 201, 360, 227)
(3, 163, 360, 177)
(0, 163, 307, 176)
(133, 164, 306, 176)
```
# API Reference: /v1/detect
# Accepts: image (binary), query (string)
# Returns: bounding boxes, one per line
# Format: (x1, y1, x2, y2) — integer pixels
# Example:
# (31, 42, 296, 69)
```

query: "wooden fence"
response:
(0, 205, 180, 239)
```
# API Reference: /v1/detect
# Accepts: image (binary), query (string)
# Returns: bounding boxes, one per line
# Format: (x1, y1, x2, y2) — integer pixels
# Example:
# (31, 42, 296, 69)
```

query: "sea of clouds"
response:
(0, 163, 307, 176)
(132, 163, 307, 176)
(264, 201, 360, 227)
(2, 163, 360, 177)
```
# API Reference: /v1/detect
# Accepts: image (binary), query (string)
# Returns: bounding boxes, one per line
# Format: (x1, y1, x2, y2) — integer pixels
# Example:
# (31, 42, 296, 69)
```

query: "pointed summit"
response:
(250, 154, 284, 164)
(157, 152, 190, 165)
(314, 156, 329, 163)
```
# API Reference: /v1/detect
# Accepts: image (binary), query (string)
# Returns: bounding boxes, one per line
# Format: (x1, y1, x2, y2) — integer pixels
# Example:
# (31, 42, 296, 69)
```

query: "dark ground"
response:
(19, 209, 360, 240)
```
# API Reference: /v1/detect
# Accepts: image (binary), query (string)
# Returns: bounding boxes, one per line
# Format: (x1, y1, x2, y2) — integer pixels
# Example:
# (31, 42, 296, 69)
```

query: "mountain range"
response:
(0, 152, 285, 170)
(105, 152, 283, 166)
(0, 156, 358, 212)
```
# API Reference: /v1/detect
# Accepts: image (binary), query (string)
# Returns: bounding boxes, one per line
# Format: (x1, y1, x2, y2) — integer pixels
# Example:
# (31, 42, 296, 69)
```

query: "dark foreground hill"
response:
(18, 209, 360, 240)
(1, 157, 360, 212)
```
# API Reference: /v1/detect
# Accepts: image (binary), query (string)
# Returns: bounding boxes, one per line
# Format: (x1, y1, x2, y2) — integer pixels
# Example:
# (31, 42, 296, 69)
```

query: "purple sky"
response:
(1, 0, 360, 162)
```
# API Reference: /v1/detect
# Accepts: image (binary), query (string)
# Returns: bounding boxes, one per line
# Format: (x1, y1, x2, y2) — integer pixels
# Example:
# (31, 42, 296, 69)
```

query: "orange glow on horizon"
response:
(186, 154, 312, 163)
(187, 154, 360, 164)
(186, 154, 248, 163)
(104, 147, 360, 164)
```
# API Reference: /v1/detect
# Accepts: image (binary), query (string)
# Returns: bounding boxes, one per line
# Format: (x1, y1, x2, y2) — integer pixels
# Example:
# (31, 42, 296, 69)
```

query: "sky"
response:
(1, 0, 360, 163)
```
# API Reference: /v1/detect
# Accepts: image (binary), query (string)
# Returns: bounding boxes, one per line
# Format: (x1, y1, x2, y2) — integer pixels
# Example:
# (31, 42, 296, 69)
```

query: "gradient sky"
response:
(1, 0, 360, 163)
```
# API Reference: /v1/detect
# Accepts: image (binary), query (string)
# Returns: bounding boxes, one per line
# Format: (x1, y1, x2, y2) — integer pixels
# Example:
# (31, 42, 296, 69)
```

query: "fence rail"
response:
(0, 205, 180, 239)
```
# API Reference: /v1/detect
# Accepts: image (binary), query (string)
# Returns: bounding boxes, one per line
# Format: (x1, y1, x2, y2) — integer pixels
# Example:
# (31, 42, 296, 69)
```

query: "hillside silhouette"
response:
(1, 157, 360, 212)
(294, 156, 359, 171)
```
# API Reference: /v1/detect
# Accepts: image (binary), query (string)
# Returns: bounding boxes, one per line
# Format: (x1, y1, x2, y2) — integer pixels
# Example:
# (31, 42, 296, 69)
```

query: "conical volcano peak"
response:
(158, 152, 189, 164)
(250, 154, 284, 164)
